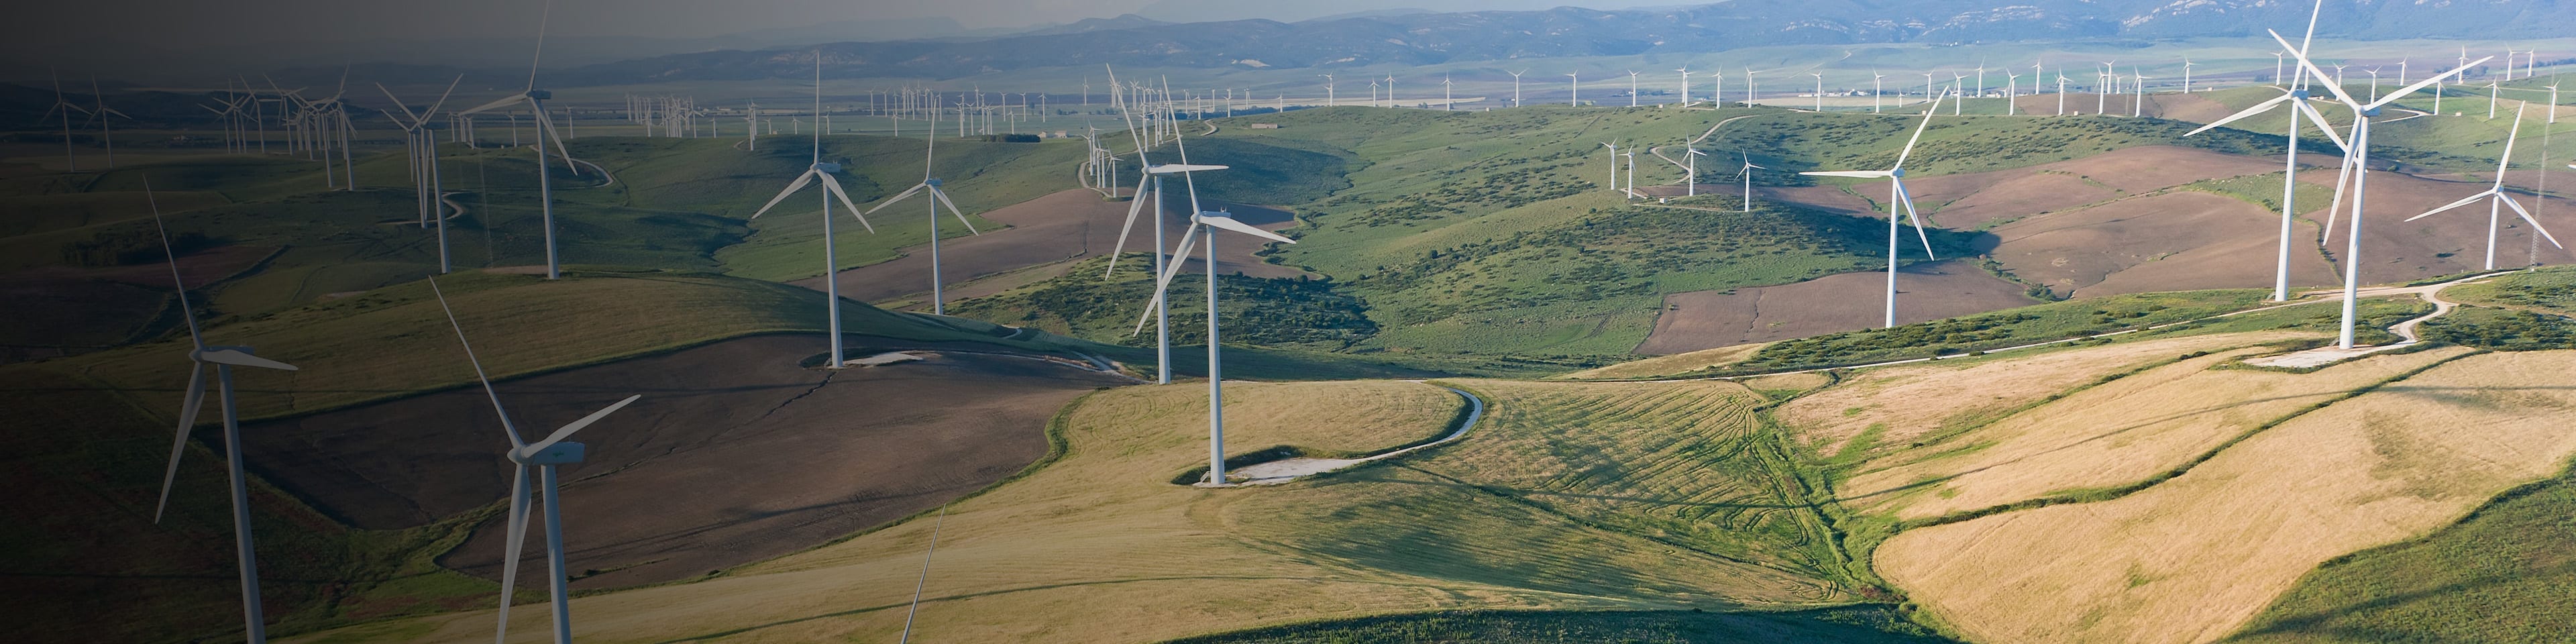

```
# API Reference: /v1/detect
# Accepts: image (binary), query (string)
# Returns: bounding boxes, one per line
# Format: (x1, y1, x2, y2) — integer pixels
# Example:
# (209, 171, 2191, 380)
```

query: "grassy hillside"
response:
(1165, 607, 1949, 643)
(294, 377, 1894, 643)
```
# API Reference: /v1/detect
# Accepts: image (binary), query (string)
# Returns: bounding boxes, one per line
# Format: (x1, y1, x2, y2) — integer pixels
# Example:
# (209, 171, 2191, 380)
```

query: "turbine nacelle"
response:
(511, 441, 586, 466)
(1890, 168, 1906, 178)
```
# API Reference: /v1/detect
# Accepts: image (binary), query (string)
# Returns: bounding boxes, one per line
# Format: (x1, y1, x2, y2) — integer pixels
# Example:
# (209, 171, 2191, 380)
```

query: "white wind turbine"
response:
(2182, 58, 2195, 94)
(455, 0, 581, 280)
(1676, 65, 1692, 105)
(1567, 72, 1580, 106)
(2186, 6, 2348, 303)
(861, 109, 981, 317)
(1738, 153, 1763, 212)
(1627, 70, 1640, 107)
(2274, 28, 2492, 349)
(2004, 70, 2020, 115)
(1801, 91, 1950, 328)
(1873, 71, 1886, 113)
(1509, 69, 1525, 107)
(1101, 66, 1226, 384)
(2406, 106, 2561, 270)
(1686, 148, 1705, 197)
(427, 277, 640, 644)
(377, 77, 464, 272)
(145, 179, 301, 644)
(1812, 72, 1824, 111)
(1128, 201, 1297, 486)
(1599, 141, 1620, 191)
(85, 76, 131, 168)
(748, 55, 879, 368)
(40, 69, 90, 172)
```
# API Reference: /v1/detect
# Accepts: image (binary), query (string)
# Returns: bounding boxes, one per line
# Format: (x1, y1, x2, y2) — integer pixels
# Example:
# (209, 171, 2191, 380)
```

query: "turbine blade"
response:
(817, 174, 876, 233)
(931, 188, 979, 235)
(1131, 223, 1203, 335)
(861, 182, 928, 216)
(2406, 191, 2500, 221)
(523, 394, 640, 455)
(2493, 106, 2526, 189)
(2500, 196, 2563, 249)
(152, 365, 208, 523)
(1196, 213, 1295, 244)
(749, 171, 820, 220)
(146, 179, 206, 350)
(533, 108, 576, 172)
(197, 348, 298, 371)
(1105, 174, 1153, 278)
(494, 465, 533, 644)
(425, 75, 464, 119)
(2292, 101, 2351, 153)
(429, 278, 526, 447)
(454, 95, 524, 117)
(376, 83, 423, 125)
(2371, 57, 2489, 111)
(1894, 93, 1943, 169)
(2321, 154, 2355, 244)
(2186, 91, 2293, 136)
(2269, 30, 2360, 107)
(1801, 170, 1894, 178)
(1895, 180, 1937, 260)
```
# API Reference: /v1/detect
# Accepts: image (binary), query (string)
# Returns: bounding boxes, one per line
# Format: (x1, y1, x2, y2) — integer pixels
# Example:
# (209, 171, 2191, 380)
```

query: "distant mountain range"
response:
(283, 1, 2576, 86)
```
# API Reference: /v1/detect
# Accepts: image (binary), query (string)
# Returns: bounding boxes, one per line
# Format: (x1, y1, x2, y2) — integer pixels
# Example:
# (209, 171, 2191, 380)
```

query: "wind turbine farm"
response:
(11, 1, 2576, 643)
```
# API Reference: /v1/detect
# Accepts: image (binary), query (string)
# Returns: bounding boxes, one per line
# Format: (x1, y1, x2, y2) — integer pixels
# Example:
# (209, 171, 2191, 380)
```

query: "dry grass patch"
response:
(1878, 350, 2576, 644)
(1779, 333, 2302, 460)
(1849, 345, 2473, 520)
(1558, 342, 1768, 380)
(294, 379, 1839, 644)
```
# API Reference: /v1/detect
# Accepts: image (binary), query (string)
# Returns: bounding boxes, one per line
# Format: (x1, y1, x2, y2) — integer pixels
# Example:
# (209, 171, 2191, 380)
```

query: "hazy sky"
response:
(13, 0, 1680, 44)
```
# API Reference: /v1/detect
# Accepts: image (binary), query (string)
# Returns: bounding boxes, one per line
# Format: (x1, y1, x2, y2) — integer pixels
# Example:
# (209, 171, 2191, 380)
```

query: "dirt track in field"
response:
(795, 189, 1303, 309)
(1633, 259, 2039, 355)
(241, 333, 1129, 590)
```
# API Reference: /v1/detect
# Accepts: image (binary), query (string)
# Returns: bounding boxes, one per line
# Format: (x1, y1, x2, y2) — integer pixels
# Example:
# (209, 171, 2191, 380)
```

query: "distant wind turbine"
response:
(1801, 91, 1951, 328)
(748, 54, 880, 368)
(2407, 105, 2562, 270)
(454, 0, 581, 280)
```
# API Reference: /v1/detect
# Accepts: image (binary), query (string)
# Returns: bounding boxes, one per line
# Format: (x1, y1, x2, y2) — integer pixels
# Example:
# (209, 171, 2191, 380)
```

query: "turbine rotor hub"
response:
(1889, 168, 1906, 178)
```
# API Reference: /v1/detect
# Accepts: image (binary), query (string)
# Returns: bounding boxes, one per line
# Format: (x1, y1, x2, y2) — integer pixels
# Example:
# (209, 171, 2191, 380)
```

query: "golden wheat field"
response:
(1875, 350, 2576, 644)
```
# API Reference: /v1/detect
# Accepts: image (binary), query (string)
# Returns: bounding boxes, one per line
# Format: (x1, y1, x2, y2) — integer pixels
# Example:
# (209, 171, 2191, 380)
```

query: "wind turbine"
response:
(1128, 205, 1297, 486)
(1686, 148, 1705, 197)
(1812, 72, 1824, 111)
(2187, 0, 2345, 303)
(1627, 70, 1640, 107)
(1801, 91, 1949, 328)
(455, 0, 581, 280)
(427, 277, 640, 644)
(1676, 65, 1692, 105)
(376, 76, 463, 272)
(1567, 72, 1580, 106)
(2004, 70, 2021, 115)
(1100, 66, 1226, 384)
(146, 179, 301, 644)
(40, 69, 89, 172)
(1872, 71, 1885, 113)
(861, 111, 981, 317)
(748, 55, 879, 368)
(2406, 106, 2561, 269)
(1442, 75, 1452, 111)
(2274, 28, 2491, 349)
(1599, 141, 1620, 191)
(1509, 69, 1525, 107)
(2182, 58, 2195, 94)
(85, 76, 131, 168)
(1738, 153, 1763, 212)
